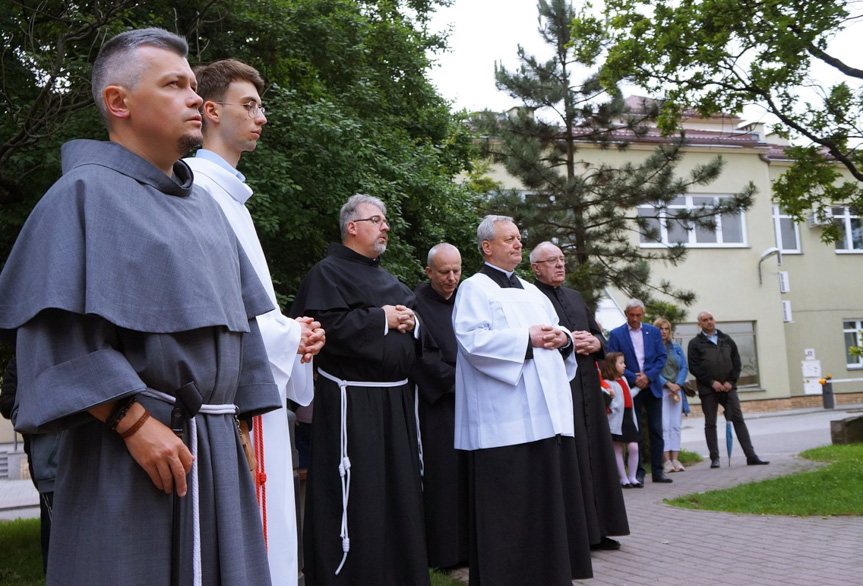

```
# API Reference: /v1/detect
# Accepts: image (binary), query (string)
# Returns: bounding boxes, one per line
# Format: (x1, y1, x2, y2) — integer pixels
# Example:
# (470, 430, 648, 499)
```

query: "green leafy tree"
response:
(478, 0, 754, 311)
(598, 0, 863, 239)
(0, 0, 483, 312)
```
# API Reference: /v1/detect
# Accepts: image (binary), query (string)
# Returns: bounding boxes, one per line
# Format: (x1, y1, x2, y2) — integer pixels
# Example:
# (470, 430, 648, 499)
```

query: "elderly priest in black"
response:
(290, 194, 429, 585)
(531, 241, 630, 551)
(412, 243, 469, 570)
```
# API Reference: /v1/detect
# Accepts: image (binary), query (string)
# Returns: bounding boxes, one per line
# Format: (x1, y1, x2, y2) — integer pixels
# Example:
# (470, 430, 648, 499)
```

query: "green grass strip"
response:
(667, 443, 863, 516)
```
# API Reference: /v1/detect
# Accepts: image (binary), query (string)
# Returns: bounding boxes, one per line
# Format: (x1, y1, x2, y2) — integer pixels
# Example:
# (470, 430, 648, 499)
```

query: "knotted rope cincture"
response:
(317, 369, 409, 576)
(142, 389, 237, 586)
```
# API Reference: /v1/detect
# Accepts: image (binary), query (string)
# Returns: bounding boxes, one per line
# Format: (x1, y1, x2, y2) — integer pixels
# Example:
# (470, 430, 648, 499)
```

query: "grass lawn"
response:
(667, 443, 863, 516)
(0, 517, 44, 586)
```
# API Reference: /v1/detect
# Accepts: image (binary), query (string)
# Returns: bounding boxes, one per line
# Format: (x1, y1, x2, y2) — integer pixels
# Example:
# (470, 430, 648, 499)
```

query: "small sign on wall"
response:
(804, 348, 816, 360)
(802, 358, 823, 395)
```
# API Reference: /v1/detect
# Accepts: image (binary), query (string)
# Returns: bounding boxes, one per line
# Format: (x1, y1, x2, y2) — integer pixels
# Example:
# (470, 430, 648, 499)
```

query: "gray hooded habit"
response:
(0, 140, 281, 585)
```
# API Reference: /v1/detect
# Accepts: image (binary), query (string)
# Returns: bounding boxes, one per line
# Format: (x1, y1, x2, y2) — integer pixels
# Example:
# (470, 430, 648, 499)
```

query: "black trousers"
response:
(633, 389, 664, 476)
(700, 389, 756, 460)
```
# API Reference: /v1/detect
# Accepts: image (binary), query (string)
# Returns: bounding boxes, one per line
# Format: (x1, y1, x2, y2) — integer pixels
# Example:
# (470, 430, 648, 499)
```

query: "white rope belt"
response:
(317, 368, 409, 576)
(142, 389, 238, 586)
(414, 385, 424, 480)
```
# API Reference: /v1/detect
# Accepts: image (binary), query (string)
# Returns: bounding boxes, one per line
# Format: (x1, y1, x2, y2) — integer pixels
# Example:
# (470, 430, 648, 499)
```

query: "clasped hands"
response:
(295, 316, 325, 363)
(711, 380, 733, 392)
(571, 330, 601, 355)
(529, 324, 569, 350)
(383, 304, 416, 333)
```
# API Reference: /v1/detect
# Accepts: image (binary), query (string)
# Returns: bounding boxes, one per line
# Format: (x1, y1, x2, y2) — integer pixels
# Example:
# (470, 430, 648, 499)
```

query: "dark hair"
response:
(193, 59, 265, 104)
(91, 28, 189, 124)
(600, 351, 624, 381)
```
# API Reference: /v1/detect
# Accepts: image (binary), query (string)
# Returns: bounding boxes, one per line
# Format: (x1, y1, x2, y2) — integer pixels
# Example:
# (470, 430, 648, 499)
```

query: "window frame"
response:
(638, 194, 748, 249)
(772, 204, 802, 254)
(832, 206, 863, 254)
(675, 321, 762, 391)
(843, 319, 863, 370)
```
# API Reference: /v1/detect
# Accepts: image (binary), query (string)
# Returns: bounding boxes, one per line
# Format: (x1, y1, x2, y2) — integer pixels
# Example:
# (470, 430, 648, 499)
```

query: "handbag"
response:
(682, 380, 697, 398)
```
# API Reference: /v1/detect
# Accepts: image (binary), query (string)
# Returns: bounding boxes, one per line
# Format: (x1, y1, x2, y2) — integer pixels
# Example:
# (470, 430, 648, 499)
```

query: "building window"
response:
(675, 321, 761, 390)
(638, 195, 747, 247)
(833, 206, 863, 252)
(772, 205, 801, 253)
(843, 319, 863, 369)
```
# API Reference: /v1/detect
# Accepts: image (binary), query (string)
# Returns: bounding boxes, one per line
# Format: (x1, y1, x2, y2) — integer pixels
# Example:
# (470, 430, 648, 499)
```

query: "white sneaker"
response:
(672, 460, 685, 472)
(663, 460, 675, 474)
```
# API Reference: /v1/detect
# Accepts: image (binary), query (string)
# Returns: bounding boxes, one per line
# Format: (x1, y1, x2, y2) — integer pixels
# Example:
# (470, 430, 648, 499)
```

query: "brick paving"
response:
(4, 406, 863, 583)
(452, 405, 863, 585)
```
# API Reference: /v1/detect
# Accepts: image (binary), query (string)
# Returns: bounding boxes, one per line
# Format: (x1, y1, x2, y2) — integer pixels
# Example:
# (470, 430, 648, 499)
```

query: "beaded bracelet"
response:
(106, 397, 137, 431)
(119, 410, 150, 440)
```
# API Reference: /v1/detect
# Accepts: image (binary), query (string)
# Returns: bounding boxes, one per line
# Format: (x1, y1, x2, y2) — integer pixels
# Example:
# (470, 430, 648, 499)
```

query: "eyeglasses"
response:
(353, 215, 390, 228)
(534, 256, 566, 266)
(212, 101, 265, 118)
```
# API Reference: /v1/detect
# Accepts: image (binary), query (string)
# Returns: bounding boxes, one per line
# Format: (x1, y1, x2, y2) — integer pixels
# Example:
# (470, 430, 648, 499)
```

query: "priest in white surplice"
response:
(453, 216, 593, 585)
(185, 59, 325, 586)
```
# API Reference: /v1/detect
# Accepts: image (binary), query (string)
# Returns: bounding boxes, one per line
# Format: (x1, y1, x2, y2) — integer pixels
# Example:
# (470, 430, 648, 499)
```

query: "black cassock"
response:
(411, 282, 469, 569)
(290, 243, 429, 586)
(535, 281, 630, 542)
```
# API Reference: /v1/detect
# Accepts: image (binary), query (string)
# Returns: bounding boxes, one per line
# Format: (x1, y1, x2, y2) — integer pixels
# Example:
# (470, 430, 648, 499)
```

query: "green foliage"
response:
(0, 518, 45, 585)
(599, 0, 863, 233)
(0, 0, 483, 308)
(478, 0, 752, 311)
(668, 443, 863, 516)
(644, 300, 688, 326)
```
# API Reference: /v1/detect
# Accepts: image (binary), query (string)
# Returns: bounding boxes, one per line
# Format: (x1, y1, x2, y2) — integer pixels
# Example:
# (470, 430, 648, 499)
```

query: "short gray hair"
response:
(625, 298, 645, 312)
(92, 28, 189, 125)
(529, 241, 557, 264)
(340, 193, 387, 240)
(477, 215, 513, 256)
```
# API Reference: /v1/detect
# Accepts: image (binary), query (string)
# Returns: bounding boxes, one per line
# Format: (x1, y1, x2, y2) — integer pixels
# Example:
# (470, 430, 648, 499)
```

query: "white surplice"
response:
(452, 273, 577, 451)
(187, 154, 312, 586)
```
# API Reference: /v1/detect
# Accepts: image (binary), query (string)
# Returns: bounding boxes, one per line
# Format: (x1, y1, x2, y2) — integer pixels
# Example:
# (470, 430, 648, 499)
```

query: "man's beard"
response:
(177, 130, 203, 155)
(373, 240, 387, 256)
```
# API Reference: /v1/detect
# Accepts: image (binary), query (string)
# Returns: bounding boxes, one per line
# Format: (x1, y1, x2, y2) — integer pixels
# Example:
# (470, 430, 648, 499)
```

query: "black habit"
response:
(290, 243, 429, 586)
(535, 281, 630, 542)
(412, 282, 469, 569)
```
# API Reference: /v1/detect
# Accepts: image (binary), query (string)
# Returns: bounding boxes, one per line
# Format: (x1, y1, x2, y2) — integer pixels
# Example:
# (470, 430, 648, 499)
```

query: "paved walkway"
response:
(579, 404, 863, 585)
(4, 405, 863, 583)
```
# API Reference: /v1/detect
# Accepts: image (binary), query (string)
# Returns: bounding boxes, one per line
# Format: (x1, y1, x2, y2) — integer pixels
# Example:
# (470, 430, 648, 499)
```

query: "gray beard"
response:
(374, 241, 387, 256)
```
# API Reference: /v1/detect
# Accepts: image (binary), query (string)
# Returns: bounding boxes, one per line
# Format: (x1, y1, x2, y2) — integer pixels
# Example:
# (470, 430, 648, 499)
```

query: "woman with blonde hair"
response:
(654, 317, 689, 472)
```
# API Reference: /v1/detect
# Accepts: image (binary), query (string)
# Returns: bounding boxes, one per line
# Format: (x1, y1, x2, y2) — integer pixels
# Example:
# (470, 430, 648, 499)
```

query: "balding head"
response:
(530, 241, 566, 286)
(697, 311, 717, 335)
(426, 243, 462, 299)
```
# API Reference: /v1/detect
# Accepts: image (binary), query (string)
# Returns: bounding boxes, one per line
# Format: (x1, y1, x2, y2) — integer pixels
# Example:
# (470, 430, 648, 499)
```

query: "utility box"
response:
(801, 358, 822, 395)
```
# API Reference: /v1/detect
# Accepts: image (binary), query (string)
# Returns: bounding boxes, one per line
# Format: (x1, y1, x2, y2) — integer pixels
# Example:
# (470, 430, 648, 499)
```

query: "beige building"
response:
(489, 99, 863, 413)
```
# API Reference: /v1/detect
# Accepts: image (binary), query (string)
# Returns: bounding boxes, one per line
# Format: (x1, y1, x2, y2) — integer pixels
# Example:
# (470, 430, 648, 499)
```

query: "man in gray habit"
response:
(0, 29, 280, 585)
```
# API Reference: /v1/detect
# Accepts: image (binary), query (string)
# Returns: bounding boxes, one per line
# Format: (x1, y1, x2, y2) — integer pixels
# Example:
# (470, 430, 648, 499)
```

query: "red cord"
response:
(253, 414, 268, 548)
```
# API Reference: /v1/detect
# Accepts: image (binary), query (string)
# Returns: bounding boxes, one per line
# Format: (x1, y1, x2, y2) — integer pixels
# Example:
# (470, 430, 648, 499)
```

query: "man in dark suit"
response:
(531, 242, 629, 551)
(607, 299, 670, 483)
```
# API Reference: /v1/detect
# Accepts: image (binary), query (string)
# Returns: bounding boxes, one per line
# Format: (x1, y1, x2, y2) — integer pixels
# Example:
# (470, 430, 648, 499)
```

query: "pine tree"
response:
(478, 0, 755, 312)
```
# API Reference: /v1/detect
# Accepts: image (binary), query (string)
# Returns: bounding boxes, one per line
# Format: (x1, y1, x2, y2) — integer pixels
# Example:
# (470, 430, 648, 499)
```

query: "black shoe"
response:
(747, 456, 770, 466)
(710, 458, 721, 468)
(631, 481, 644, 489)
(590, 537, 621, 551)
(635, 470, 645, 484)
(652, 472, 673, 483)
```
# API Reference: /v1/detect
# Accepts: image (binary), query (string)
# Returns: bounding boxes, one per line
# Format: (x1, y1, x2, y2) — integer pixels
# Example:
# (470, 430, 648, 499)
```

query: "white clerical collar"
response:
(484, 262, 515, 278)
(195, 149, 246, 183)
